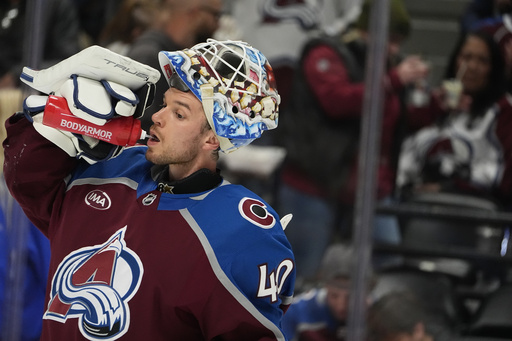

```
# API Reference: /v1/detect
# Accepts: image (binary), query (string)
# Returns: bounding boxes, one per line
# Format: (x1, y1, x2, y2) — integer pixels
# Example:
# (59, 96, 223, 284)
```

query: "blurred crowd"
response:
(3, 0, 512, 340)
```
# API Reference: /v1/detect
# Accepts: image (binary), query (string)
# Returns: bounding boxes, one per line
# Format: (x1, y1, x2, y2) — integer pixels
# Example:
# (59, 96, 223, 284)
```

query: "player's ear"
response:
(203, 129, 220, 152)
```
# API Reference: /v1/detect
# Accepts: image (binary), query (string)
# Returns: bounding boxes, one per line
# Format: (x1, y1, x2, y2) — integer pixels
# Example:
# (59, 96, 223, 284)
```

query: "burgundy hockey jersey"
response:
(3, 114, 296, 341)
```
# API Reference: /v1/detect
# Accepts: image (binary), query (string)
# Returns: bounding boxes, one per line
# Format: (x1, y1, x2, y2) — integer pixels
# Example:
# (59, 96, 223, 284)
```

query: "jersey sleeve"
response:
(303, 44, 366, 120)
(3, 114, 78, 236)
(186, 186, 296, 340)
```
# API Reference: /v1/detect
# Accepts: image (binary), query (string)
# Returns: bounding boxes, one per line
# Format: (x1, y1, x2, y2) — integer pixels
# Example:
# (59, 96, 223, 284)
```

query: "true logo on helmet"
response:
(43, 227, 143, 340)
(85, 190, 111, 210)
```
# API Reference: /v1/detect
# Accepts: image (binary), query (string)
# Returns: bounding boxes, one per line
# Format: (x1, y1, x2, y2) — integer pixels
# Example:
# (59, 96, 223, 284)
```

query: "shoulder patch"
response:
(238, 197, 276, 229)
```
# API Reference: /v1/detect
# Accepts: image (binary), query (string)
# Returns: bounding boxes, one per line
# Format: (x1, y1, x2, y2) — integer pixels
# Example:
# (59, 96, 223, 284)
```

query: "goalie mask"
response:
(158, 39, 280, 153)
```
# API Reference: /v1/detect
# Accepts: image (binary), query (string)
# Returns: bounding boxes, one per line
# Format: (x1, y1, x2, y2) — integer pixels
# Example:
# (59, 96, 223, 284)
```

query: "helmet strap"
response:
(200, 84, 235, 153)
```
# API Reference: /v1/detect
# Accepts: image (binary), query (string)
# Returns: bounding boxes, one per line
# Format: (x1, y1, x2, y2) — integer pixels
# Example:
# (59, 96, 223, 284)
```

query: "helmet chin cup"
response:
(158, 39, 280, 153)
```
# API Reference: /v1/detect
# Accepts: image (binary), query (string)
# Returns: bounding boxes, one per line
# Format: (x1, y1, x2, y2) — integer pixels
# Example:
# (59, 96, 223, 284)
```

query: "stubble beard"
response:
(145, 137, 202, 166)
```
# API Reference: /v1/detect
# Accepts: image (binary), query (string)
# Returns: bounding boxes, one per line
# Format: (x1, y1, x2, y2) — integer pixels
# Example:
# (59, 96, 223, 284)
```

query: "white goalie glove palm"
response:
(20, 45, 161, 164)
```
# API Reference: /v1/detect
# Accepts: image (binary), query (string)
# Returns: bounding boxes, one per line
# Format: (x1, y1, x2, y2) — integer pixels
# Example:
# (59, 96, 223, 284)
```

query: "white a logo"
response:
(44, 227, 143, 340)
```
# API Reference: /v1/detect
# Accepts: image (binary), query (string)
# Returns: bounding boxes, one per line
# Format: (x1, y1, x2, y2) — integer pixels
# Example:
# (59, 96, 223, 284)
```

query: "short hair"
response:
(318, 243, 375, 289)
(367, 291, 427, 341)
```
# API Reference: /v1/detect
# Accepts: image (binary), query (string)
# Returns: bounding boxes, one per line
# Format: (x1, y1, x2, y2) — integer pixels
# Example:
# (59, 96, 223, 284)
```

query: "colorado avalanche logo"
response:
(44, 227, 143, 340)
(239, 197, 276, 229)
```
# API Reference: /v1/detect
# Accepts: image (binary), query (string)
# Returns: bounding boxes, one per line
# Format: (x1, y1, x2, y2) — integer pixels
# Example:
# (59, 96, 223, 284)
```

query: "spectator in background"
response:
(282, 243, 375, 341)
(99, 0, 158, 56)
(127, 0, 223, 132)
(397, 29, 509, 206)
(277, 0, 430, 285)
(229, 0, 359, 115)
(367, 291, 435, 341)
(0, 0, 80, 89)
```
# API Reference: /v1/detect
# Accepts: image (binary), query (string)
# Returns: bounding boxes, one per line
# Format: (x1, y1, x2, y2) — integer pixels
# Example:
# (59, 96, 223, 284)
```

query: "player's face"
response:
(457, 35, 491, 95)
(325, 282, 350, 322)
(146, 87, 211, 167)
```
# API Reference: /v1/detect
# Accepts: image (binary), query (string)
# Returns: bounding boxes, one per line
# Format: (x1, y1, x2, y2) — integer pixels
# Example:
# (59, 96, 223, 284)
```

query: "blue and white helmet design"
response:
(158, 39, 280, 153)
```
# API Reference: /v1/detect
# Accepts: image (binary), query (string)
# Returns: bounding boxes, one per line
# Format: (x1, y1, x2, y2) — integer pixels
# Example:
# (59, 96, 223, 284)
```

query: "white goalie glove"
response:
(21, 45, 161, 164)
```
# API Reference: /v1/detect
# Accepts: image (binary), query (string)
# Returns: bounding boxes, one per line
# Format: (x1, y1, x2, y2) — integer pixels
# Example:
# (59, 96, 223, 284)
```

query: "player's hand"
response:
(23, 76, 139, 164)
(20, 45, 161, 163)
(23, 94, 124, 164)
(20, 45, 160, 121)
